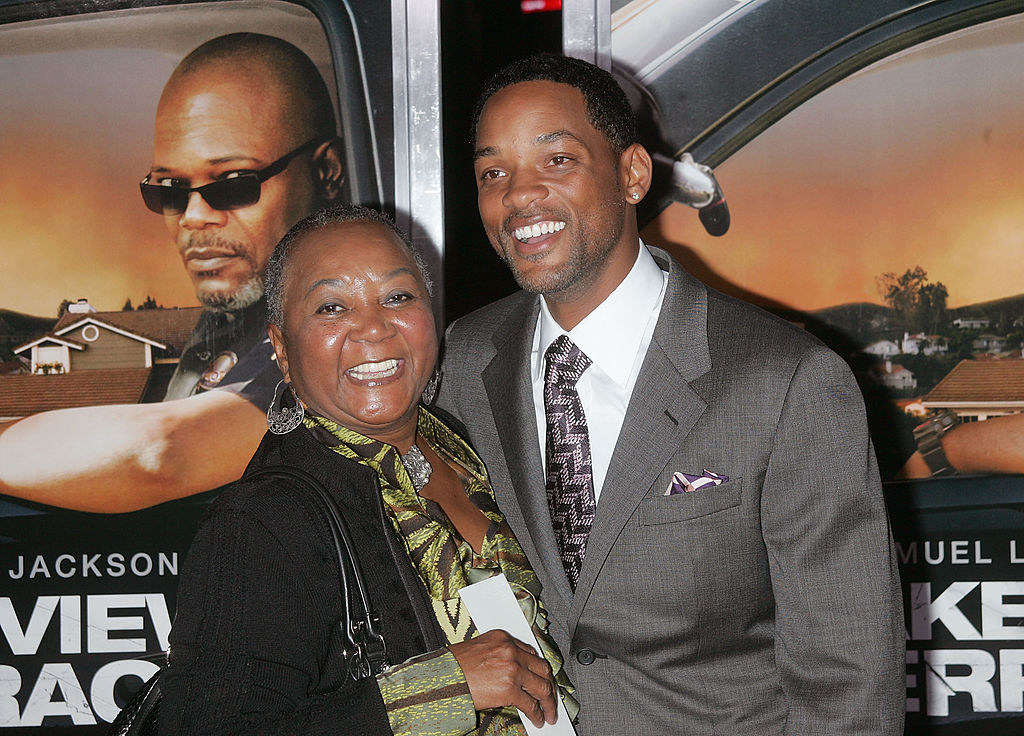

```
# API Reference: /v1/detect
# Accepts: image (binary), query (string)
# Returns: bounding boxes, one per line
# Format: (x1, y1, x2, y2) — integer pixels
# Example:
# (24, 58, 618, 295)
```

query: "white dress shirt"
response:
(531, 244, 668, 501)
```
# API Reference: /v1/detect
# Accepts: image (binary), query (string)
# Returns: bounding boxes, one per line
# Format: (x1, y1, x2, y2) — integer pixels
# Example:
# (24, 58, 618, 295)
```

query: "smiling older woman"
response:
(160, 205, 577, 736)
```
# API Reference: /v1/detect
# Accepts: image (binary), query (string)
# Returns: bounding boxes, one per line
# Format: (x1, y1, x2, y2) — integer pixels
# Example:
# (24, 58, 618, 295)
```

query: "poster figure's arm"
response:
(899, 413, 1024, 478)
(0, 391, 267, 512)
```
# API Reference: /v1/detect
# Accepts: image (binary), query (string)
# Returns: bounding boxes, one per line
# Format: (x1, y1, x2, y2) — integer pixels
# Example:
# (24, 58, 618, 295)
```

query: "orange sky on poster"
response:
(0, 132, 200, 317)
(643, 21, 1024, 314)
(0, 49, 198, 319)
(645, 132, 1024, 312)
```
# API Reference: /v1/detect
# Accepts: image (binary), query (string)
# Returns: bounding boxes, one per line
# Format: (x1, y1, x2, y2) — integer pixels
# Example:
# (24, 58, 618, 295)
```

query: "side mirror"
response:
(653, 153, 730, 236)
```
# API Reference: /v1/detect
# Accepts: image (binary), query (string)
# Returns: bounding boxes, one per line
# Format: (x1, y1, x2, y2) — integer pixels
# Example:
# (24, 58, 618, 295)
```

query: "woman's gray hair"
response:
(264, 204, 432, 327)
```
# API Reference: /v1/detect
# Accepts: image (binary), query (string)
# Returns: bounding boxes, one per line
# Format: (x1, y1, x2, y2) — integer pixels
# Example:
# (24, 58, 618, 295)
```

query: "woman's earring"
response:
(421, 369, 441, 405)
(267, 380, 304, 434)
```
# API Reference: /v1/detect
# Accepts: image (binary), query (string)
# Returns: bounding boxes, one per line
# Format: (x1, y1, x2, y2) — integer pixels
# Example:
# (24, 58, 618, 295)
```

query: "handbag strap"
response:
(243, 465, 389, 679)
(107, 466, 388, 736)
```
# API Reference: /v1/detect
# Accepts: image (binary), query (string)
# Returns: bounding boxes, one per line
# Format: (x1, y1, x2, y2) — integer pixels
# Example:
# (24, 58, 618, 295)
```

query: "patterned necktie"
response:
(543, 335, 595, 591)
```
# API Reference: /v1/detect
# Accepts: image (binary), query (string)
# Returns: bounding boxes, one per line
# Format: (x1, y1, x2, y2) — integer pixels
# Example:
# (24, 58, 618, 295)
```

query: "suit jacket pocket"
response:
(637, 477, 743, 525)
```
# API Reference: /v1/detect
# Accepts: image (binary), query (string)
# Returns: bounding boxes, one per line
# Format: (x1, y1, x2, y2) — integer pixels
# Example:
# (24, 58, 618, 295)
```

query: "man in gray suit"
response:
(436, 54, 904, 734)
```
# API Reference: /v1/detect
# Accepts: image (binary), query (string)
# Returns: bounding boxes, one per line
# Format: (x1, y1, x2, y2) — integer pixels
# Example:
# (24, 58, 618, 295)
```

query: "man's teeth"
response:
(348, 359, 399, 379)
(513, 221, 565, 241)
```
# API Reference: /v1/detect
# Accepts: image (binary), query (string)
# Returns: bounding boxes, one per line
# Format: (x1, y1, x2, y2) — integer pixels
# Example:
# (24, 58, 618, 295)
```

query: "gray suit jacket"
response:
(437, 247, 904, 735)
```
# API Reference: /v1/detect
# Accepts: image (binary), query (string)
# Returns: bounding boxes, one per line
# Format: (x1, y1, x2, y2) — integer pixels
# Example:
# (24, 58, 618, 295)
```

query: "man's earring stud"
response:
(631, 192, 640, 200)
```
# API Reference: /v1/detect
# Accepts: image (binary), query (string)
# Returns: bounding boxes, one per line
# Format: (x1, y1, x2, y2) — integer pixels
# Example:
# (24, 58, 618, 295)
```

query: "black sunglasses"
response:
(140, 137, 327, 215)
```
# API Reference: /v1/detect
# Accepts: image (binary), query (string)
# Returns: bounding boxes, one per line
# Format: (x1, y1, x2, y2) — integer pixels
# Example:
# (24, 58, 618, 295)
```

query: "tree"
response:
(138, 295, 159, 310)
(123, 298, 134, 311)
(916, 281, 949, 334)
(56, 299, 72, 318)
(875, 266, 948, 334)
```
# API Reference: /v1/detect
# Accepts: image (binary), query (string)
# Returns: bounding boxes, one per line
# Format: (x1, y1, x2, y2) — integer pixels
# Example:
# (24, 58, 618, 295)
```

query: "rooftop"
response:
(924, 359, 1024, 403)
(0, 368, 153, 417)
(53, 308, 203, 355)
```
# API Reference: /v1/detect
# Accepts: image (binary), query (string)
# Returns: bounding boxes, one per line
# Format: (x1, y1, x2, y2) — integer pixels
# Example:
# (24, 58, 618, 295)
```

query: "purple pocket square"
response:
(664, 469, 729, 495)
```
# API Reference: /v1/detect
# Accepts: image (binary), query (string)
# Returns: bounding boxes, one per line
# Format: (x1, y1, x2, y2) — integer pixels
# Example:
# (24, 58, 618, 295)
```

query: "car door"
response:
(0, 1, 440, 731)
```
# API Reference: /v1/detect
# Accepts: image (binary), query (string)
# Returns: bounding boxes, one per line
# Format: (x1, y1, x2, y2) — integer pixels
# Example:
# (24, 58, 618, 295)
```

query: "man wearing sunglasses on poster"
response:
(0, 33, 344, 511)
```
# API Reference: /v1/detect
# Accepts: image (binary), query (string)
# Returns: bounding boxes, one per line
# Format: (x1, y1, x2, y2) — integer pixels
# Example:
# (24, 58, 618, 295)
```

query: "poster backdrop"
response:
(0, 0, 394, 731)
(4, 0, 1024, 733)
(613, 2, 1024, 733)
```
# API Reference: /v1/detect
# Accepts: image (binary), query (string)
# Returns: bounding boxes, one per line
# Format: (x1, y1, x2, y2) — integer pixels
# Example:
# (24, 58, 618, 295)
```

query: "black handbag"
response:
(107, 465, 388, 735)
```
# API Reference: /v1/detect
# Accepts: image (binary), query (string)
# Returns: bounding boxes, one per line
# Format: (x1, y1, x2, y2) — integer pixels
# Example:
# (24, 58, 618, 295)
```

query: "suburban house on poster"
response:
(952, 317, 991, 330)
(900, 332, 948, 356)
(868, 360, 917, 391)
(923, 359, 1024, 422)
(0, 299, 200, 420)
(863, 339, 902, 359)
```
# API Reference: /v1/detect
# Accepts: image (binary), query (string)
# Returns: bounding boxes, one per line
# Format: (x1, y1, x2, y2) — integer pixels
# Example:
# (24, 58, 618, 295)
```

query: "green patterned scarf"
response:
(304, 407, 579, 726)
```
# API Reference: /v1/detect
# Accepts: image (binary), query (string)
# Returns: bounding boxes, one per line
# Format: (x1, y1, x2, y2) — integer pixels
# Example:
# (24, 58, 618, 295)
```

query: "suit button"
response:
(576, 648, 596, 665)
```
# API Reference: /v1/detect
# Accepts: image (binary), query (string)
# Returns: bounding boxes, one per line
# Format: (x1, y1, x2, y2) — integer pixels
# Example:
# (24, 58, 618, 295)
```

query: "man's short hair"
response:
(471, 53, 638, 154)
(265, 205, 432, 327)
(170, 32, 336, 142)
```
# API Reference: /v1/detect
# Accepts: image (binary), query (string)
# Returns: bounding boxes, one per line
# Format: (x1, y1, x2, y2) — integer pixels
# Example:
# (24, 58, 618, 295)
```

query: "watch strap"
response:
(913, 411, 960, 476)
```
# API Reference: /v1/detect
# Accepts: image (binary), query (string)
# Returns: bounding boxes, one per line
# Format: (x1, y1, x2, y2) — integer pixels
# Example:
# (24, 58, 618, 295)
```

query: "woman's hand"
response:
(449, 629, 559, 727)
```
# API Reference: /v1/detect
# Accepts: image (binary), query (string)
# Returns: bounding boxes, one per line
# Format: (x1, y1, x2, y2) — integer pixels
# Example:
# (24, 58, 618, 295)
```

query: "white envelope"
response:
(458, 574, 576, 735)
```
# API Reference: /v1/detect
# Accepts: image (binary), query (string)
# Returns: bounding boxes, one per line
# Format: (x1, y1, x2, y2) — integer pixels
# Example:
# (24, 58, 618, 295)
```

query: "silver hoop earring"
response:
(267, 380, 304, 435)
(421, 369, 441, 405)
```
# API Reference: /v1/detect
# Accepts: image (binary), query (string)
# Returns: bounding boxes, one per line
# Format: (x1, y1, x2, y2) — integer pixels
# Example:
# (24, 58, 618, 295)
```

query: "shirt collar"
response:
(532, 243, 665, 388)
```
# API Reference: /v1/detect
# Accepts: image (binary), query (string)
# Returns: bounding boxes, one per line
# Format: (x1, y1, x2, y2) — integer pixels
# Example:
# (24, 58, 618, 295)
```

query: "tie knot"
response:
(544, 335, 591, 386)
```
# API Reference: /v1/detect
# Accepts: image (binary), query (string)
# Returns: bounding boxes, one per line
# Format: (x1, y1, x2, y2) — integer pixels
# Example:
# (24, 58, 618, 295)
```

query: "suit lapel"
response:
(570, 251, 713, 626)
(481, 296, 575, 606)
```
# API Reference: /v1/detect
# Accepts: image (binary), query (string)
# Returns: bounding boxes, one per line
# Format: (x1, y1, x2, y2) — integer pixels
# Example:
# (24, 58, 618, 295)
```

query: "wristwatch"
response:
(912, 409, 961, 476)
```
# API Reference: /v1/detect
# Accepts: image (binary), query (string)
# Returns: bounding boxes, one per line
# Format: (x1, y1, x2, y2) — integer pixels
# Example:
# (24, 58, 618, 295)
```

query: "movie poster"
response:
(612, 1, 1024, 732)
(0, 0, 396, 731)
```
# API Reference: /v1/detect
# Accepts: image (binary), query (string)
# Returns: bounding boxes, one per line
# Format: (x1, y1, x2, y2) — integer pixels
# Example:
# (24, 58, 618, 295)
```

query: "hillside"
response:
(0, 308, 56, 361)
(804, 302, 895, 347)
(948, 293, 1024, 326)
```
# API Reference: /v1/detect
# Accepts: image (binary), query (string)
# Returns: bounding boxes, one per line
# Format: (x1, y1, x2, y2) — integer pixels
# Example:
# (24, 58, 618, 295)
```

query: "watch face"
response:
(913, 420, 936, 440)
(914, 411, 959, 439)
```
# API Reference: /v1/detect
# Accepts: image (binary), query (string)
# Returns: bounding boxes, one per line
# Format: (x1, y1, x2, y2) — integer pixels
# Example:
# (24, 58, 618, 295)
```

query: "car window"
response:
(0, 4, 356, 730)
(642, 13, 1024, 480)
